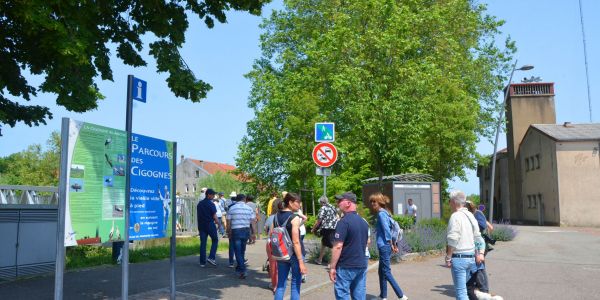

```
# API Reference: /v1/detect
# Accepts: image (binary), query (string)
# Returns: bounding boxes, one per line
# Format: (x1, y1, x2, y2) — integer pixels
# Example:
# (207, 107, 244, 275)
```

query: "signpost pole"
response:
(170, 143, 177, 300)
(322, 167, 327, 197)
(122, 75, 134, 300)
(54, 118, 70, 300)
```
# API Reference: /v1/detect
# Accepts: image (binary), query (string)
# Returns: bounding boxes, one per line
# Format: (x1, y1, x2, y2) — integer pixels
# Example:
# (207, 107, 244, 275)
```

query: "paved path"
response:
(302, 225, 600, 299)
(1, 226, 599, 299)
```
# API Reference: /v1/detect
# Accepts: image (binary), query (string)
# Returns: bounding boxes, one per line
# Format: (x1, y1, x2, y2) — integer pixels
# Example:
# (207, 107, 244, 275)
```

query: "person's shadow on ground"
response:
(432, 284, 455, 297)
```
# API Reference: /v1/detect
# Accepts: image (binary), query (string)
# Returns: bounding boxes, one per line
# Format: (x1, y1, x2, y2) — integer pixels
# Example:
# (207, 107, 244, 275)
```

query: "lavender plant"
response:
(490, 223, 518, 241)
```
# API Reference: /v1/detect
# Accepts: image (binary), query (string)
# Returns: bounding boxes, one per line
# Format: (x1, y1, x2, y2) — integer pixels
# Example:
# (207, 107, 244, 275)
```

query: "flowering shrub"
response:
(404, 223, 447, 253)
(490, 223, 518, 241)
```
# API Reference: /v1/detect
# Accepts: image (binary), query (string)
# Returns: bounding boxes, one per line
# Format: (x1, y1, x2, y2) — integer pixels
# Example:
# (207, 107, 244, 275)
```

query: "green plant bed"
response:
(66, 237, 230, 270)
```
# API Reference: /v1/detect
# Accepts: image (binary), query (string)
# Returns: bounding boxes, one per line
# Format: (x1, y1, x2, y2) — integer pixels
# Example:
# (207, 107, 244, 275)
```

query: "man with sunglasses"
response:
(328, 192, 370, 300)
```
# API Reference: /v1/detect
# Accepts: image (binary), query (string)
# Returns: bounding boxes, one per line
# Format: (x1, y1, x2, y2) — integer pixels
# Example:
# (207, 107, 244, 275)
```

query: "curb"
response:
(284, 261, 380, 300)
(396, 249, 444, 262)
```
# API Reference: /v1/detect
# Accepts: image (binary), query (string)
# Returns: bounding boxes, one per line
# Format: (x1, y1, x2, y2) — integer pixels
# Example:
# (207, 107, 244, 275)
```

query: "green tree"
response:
(0, 0, 268, 128)
(0, 131, 60, 186)
(196, 171, 242, 197)
(237, 0, 514, 195)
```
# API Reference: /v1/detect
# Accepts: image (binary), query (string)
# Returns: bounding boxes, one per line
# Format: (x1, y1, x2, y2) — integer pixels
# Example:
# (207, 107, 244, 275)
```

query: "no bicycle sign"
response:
(312, 142, 338, 168)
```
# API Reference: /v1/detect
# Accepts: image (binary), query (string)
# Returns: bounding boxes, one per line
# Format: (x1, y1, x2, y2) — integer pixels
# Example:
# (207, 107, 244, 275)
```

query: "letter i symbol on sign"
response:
(136, 81, 143, 99)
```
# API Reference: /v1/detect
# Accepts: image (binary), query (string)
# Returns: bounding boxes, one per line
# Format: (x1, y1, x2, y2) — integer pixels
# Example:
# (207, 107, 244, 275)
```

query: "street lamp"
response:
(488, 60, 533, 223)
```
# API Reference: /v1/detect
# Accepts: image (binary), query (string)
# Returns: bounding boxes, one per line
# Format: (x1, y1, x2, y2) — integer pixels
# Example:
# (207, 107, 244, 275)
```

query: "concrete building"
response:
(477, 148, 509, 221)
(176, 155, 236, 197)
(478, 82, 600, 226)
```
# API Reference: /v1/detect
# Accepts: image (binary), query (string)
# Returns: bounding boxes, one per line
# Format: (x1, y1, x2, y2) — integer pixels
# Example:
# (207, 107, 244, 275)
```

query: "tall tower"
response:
(505, 82, 555, 221)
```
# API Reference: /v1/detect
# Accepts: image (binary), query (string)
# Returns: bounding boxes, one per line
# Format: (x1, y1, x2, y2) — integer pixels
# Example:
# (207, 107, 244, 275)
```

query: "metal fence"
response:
(176, 197, 199, 236)
(176, 197, 267, 237)
(0, 185, 58, 205)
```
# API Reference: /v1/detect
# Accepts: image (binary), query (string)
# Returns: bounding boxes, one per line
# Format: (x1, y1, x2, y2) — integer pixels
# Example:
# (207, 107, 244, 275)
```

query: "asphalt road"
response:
(302, 225, 600, 299)
(1, 226, 599, 299)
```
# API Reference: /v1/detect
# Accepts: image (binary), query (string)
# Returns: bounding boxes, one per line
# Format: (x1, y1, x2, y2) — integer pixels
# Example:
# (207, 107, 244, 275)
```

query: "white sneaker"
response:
(400, 295, 409, 300)
(207, 258, 217, 266)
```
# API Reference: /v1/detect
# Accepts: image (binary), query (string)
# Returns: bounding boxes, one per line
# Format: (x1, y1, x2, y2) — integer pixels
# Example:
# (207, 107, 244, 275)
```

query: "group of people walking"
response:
(263, 191, 408, 300)
(196, 187, 493, 300)
(196, 188, 258, 278)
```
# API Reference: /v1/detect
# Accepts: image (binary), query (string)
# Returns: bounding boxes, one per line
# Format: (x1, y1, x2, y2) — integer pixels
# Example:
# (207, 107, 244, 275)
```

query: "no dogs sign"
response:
(312, 142, 338, 168)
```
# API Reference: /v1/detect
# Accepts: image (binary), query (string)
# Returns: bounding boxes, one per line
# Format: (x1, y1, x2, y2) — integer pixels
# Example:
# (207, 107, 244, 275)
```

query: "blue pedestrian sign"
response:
(315, 122, 335, 142)
(131, 77, 147, 103)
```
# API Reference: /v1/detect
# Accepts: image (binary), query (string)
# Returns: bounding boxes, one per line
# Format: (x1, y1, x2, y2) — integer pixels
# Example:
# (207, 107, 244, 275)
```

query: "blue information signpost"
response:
(315, 122, 335, 142)
(131, 77, 147, 103)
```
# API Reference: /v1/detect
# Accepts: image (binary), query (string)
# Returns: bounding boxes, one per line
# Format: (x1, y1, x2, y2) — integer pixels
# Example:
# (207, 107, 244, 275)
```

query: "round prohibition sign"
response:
(312, 142, 338, 168)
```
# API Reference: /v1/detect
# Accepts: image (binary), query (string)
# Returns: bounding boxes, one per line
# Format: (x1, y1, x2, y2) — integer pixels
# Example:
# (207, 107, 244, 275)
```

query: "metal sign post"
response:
(54, 118, 70, 300)
(122, 75, 134, 300)
(170, 143, 177, 300)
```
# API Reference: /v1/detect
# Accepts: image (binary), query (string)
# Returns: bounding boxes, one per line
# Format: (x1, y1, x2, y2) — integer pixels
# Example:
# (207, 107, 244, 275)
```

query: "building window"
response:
(535, 154, 541, 169)
(527, 195, 532, 208)
(193, 184, 197, 192)
(185, 184, 189, 193)
(195, 170, 200, 178)
(525, 158, 530, 171)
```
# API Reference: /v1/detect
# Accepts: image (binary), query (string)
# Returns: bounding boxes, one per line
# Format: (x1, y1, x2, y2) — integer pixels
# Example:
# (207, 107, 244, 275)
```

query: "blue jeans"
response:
(229, 236, 235, 265)
(232, 227, 250, 275)
(217, 217, 225, 235)
(334, 267, 367, 300)
(378, 245, 404, 298)
(199, 223, 218, 264)
(274, 255, 301, 300)
(450, 255, 477, 300)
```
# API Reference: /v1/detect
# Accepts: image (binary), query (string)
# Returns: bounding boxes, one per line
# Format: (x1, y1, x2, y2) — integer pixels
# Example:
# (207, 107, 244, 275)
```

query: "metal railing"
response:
(510, 83, 554, 96)
(0, 185, 58, 205)
(176, 197, 199, 235)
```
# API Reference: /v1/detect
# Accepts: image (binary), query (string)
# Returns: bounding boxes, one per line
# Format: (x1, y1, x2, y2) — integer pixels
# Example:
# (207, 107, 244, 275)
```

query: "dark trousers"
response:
(199, 223, 218, 264)
(232, 227, 250, 275)
(467, 266, 489, 300)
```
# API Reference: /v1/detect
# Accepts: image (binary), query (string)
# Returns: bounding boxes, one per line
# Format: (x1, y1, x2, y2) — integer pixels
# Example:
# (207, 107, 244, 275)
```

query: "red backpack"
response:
(269, 214, 295, 261)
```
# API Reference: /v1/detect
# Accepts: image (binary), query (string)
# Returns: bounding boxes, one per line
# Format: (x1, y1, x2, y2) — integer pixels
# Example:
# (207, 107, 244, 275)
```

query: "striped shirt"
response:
(226, 201, 256, 229)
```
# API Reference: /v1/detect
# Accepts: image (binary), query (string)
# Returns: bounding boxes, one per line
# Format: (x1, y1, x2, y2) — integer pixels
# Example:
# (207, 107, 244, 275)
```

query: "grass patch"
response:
(66, 237, 230, 270)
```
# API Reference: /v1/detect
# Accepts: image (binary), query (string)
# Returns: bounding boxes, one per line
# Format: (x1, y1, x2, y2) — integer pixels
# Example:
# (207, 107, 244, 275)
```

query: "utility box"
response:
(362, 174, 441, 221)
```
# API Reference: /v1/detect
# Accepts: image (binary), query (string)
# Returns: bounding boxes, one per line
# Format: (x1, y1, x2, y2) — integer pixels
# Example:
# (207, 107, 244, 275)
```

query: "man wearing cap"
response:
(196, 188, 220, 267)
(328, 192, 370, 300)
(226, 193, 256, 279)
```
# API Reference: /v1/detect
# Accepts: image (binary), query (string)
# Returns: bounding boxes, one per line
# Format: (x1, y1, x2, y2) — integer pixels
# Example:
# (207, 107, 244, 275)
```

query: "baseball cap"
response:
(218, 192, 224, 196)
(334, 192, 357, 203)
(205, 188, 216, 195)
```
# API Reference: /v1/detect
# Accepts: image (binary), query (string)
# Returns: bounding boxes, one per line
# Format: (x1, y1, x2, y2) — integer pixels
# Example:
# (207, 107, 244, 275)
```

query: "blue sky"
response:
(1, 0, 598, 195)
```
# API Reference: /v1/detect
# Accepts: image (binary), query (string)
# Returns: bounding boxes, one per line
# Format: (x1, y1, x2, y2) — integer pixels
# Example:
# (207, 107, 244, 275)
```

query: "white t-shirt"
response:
(407, 204, 417, 217)
(213, 200, 222, 218)
(298, 209, 306, 236)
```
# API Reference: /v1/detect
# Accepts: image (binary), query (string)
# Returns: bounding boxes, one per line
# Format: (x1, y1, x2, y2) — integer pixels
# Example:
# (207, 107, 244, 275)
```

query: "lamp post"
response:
(488, 60, 533, 223)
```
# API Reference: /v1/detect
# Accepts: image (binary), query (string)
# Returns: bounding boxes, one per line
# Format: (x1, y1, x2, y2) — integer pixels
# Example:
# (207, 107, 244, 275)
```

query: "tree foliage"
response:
(0, 0, 267, 128)
(237, 0, 515, 195)
(0, 131, 60, 186)
(196, 171, 243, 197)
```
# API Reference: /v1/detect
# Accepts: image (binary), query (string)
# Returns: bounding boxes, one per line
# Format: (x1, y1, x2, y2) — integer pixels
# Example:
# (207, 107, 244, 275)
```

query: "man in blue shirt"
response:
(196, 188, 220, 267)
(328, 192, 370, 300)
